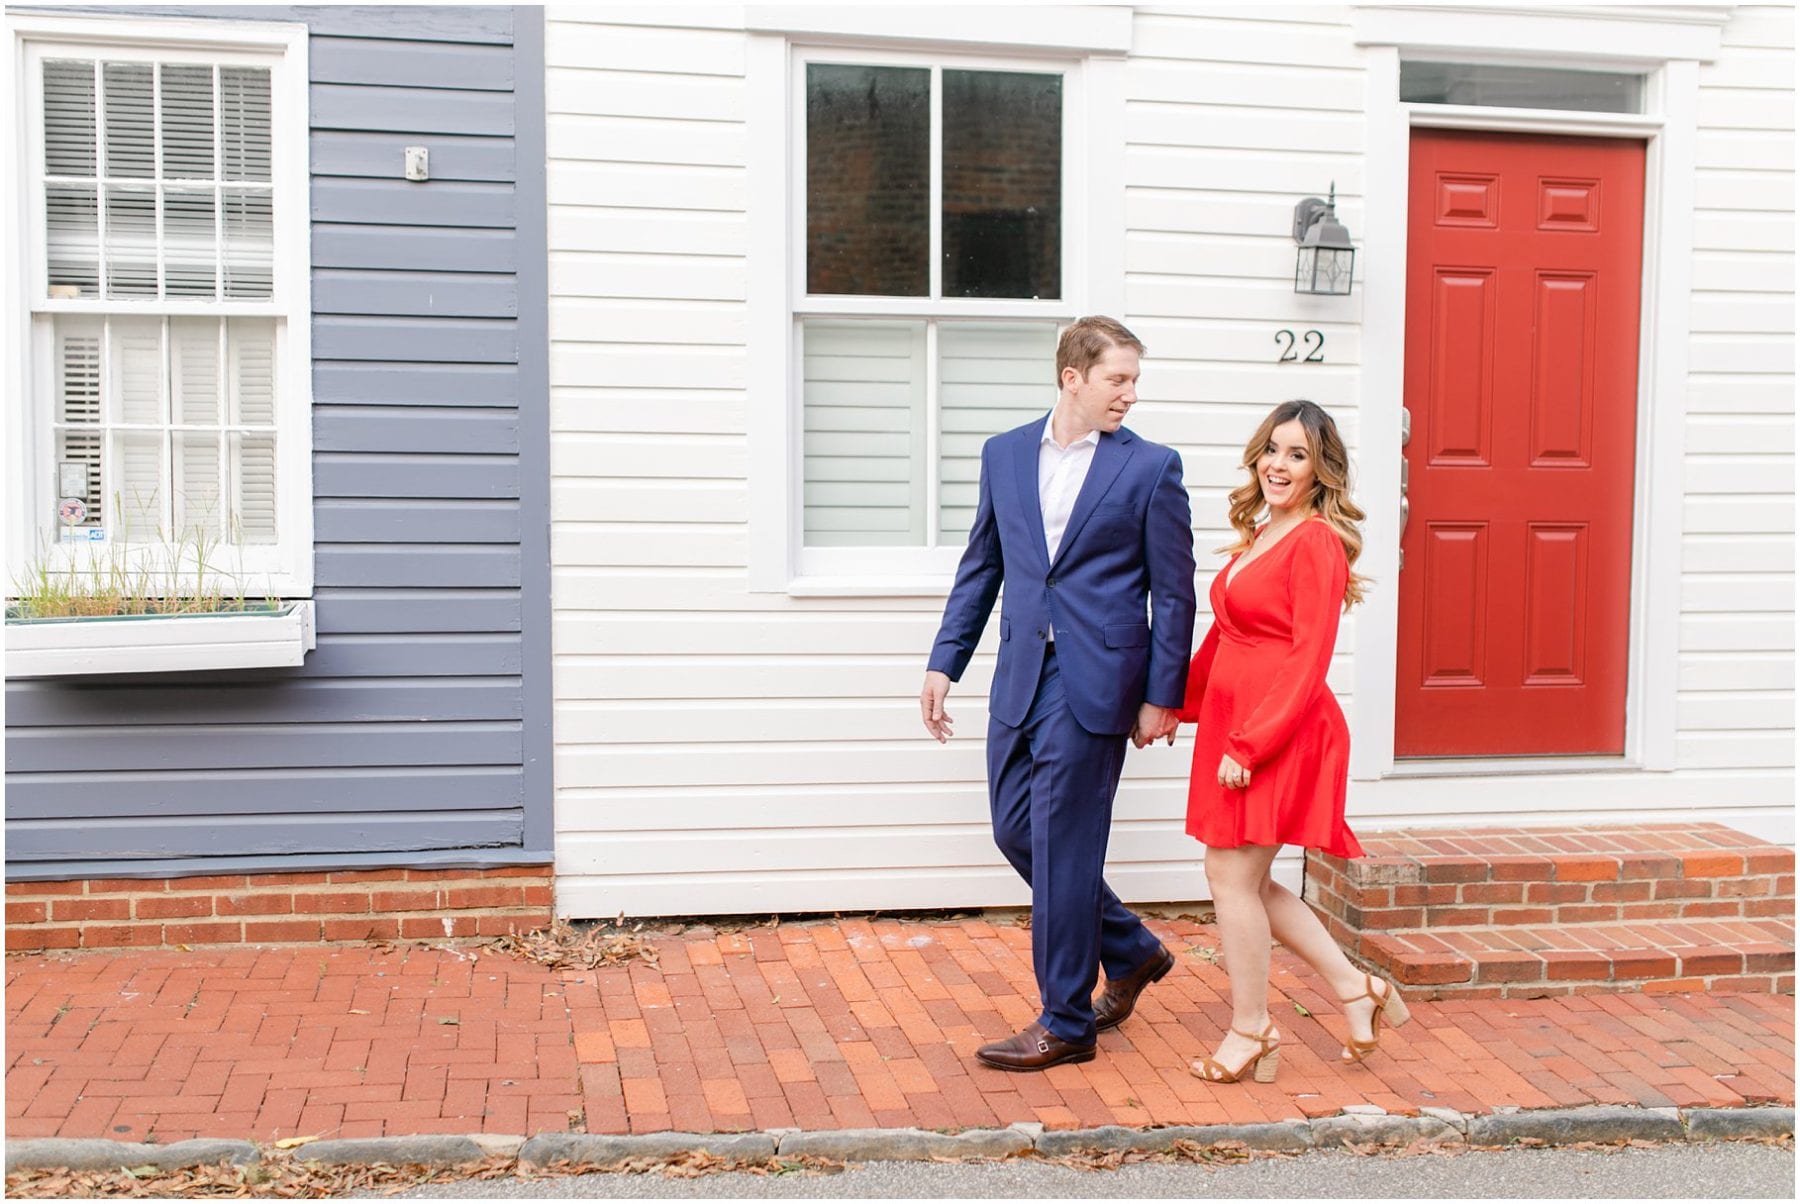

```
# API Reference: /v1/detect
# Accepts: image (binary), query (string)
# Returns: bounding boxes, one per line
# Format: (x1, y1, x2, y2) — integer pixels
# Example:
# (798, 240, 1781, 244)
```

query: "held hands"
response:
(1217, 753, 1251, 790)
(920, 671, 954, 743)
(1131, 703, 1178, 750)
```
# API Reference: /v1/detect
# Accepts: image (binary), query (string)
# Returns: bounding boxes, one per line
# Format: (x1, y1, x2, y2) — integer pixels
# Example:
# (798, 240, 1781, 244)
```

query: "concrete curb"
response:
(3, 1105, 1789, 1174)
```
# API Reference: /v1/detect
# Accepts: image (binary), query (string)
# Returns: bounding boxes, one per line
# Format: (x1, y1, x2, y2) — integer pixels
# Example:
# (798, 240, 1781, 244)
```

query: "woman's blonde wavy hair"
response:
(1220, 400, 1369, 610)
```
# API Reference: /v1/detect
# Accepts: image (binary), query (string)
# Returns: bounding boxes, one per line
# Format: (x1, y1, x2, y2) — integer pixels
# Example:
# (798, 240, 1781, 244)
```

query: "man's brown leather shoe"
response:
(1093, 944, 1176, 1032)
(974, 1022, 1096, 1071)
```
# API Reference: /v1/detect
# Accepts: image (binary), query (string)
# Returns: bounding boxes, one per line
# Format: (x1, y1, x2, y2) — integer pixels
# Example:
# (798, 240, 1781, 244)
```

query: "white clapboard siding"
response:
(1678, 4, 1797, 788)
(547, 5, 1793, 920)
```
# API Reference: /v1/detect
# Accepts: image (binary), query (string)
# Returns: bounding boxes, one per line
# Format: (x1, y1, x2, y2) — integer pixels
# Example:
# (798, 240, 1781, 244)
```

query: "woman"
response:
(1176, 399, 1408, 1084)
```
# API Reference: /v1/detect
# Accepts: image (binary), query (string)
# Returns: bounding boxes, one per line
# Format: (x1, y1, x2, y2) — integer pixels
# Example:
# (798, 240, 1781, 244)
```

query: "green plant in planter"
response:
(8, 507, 278, 621)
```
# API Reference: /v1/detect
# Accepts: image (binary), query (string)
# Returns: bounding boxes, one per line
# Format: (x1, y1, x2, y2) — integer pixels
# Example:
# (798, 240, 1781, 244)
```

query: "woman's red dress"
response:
(1176, 518, 1363, 857)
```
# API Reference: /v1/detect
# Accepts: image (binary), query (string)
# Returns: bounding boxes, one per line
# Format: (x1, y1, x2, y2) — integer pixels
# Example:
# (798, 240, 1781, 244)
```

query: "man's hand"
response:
(1132, 703, 1177, 749)
(921, 671, 954, 743)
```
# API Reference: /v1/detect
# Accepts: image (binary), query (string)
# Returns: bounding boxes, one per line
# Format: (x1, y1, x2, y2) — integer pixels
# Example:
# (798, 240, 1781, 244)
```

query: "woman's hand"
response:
(1217, 754, 1251, 790)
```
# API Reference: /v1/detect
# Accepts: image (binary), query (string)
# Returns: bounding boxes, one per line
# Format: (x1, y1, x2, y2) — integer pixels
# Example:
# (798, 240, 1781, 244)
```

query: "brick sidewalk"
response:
(6, 915, 1793, 1143)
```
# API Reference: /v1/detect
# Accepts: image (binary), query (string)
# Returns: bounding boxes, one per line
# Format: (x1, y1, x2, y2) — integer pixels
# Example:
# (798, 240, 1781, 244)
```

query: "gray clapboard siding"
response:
(8, 769, 520, 818)
(313, 317, 519, 363)
(7, 680, 522, 725)
(313, 409, 521, 454)
(7, 5, 548, 881)
(313, 590, 521, 634)
(313, 84, 516, 136)
(39, 6, 514, 43)
(313, 226, 518, 272)
(313, 363, 519, 407)
(313, 454, 520, 499)
(312, 270, 519, 318)
(312, 132, 517, 182)
(312, 180, 517, 229)
(6, 723, 523, 774)
(311, 36, 515, 91)
(315, 500, 521, 543)
(11, 811, 523, 860)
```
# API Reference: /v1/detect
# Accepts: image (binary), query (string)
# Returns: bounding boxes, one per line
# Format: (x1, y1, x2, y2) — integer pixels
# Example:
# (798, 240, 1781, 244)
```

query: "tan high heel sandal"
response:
(1339, 973, 1411, 1064)
(1190, 1023, 1281, 1084)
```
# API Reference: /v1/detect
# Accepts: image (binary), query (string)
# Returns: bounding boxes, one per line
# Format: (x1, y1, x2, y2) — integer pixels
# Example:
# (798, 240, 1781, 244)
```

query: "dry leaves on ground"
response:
(1050, 1139, 1258, 1172)
(483, 919, 661, 971)
(3, 1151, 849, 1199)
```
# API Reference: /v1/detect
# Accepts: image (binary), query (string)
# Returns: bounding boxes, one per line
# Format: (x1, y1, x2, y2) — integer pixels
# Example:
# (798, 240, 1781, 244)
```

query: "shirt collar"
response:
(1040, 408, 1101, 452)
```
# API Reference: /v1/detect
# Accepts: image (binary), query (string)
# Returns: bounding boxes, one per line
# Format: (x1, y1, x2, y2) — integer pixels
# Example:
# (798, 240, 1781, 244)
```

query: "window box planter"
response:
(4, 601, 316, 678)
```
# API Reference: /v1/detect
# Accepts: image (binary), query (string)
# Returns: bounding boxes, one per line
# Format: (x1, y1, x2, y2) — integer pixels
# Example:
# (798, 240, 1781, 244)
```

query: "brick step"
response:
(1307, 823, 1794, 933)
(1353, 916, 1795, 999)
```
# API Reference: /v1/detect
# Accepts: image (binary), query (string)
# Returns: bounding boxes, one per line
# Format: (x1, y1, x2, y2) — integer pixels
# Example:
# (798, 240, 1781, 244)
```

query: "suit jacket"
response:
(928, 418, 1197, 736)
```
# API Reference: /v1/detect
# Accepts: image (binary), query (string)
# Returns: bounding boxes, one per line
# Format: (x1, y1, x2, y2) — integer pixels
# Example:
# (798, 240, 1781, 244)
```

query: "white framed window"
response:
(747, 32, 1126, 594)
(7, 14, 312, 599)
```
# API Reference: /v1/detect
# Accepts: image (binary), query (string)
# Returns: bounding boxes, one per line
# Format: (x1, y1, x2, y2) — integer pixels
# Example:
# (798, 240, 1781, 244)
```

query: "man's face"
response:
(1060, 345, 1141, 435)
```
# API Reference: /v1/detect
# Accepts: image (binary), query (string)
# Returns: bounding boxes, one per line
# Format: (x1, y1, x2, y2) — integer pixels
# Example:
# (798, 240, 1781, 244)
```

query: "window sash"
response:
(10, 15, 311, 596)
(790, 46, 1078, 318)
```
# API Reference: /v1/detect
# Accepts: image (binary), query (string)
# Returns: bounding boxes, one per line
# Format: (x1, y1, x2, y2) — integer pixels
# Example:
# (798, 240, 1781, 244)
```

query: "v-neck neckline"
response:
(1224, 517, 1313, 594)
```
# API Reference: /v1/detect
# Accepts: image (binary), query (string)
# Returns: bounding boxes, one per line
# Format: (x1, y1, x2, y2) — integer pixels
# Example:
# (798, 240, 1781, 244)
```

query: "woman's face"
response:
(1257, 418, 1317, 514)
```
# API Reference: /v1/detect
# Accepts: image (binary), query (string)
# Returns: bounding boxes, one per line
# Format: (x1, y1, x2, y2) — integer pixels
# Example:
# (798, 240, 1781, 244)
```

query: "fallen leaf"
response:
(273, 1135, 318, 1149)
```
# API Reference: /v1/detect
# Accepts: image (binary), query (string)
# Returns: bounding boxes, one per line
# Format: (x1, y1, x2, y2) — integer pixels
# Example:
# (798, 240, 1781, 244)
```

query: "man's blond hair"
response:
(1056, 316, 1146, 386)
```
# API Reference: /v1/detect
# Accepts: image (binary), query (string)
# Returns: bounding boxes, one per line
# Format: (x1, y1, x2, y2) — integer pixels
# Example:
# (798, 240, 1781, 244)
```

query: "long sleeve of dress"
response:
(1224, 526, 1347, 768)
(1175, 621, 1220, 725)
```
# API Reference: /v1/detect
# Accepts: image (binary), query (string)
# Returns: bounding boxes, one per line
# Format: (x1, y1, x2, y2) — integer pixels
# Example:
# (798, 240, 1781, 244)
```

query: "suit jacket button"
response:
(1048, 577, 1057, 588)
(1036, 630, 1046, 640)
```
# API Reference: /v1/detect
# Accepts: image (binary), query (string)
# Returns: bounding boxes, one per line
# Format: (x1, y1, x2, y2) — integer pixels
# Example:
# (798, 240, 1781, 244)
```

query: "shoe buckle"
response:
(1036, 1037, 1051, 1053)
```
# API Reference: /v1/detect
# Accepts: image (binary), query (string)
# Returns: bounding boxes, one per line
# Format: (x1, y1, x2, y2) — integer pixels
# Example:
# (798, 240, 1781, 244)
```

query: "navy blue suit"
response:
(929, 418, 1197, 1043)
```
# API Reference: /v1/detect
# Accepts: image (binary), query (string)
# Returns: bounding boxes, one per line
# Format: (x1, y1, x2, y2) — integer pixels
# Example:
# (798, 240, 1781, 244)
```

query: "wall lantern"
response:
(1292, 183, 1355, 296)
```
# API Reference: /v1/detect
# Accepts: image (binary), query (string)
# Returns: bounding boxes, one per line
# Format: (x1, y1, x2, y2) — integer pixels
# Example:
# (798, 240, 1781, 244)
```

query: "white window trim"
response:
(6, 11, 313, 604)
(1347, 6, 1726, 780)
(746, 28, 1125, 596)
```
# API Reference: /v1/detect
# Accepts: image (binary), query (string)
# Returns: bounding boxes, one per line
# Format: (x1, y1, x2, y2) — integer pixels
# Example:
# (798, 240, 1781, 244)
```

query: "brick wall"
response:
(5, 866, 553, 951)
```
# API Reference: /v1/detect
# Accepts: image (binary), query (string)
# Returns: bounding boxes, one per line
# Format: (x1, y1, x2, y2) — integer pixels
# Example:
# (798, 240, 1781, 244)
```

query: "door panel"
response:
(1396, 130, 1645, 757)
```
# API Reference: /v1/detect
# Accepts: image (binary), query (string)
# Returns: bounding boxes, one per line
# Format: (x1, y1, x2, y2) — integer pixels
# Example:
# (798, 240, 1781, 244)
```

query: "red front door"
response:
(1396, 130, 1645, 757)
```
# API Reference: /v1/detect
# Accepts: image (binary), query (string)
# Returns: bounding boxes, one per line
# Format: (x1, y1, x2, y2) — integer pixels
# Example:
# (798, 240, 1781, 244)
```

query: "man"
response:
(921, 316, 1197, 1070)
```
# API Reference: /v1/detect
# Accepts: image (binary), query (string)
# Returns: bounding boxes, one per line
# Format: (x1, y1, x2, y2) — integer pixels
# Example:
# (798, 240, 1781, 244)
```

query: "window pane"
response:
(802, 320, 926, 546)
(220, 66, 271, 182)
(1400, 61, 1643, 114)
(104, 186, 158, 297)
(942, 71, 1061, 300)
(937, 322, 1058, 543)
(222, 190, 274, 297)
(172, 317, 220, 424)
(111, 318, 163, 425)
(55, 320, 104, 526)
(228, 318, 276, 425)
(165, 188, 218, 297)
(45, 185, 99, 297)
(806, 64, 929, 297)
(233, 433, 278, 544)
(103, 61, 155, 178)
(115, 430, 166, 539)
(175, 431, 222, 540)
(161, 63, 216, 179)
(43, 59, 96, 177)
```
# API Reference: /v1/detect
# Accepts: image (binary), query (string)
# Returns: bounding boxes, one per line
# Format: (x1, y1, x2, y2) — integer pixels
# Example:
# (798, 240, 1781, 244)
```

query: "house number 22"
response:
(1274, 329, 1325, 363)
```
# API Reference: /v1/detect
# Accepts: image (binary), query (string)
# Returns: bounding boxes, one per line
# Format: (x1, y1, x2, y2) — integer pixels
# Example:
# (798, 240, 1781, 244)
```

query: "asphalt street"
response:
(369, 1141, 1794, 1199)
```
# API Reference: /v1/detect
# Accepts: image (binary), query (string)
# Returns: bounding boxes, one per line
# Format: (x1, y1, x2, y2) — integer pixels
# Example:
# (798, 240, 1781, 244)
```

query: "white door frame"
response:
(1348, 9, 1726, 781)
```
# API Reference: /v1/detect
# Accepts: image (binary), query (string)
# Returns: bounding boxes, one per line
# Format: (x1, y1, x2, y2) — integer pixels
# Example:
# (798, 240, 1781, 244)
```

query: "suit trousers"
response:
(986, 645, 1166, 1045)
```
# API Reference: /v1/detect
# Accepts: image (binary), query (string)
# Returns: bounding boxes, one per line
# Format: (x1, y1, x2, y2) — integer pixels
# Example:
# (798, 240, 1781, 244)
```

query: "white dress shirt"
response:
(1038, 410, 1100, 641)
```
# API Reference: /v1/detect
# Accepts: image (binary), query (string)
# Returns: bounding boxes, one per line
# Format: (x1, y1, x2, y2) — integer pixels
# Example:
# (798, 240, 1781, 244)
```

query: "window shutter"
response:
(230, 320, 278, 544)
(936, 323, 1058, 544)
(54, 320, 104, 525)
(172, 319, 222, 539)
(111, 319, 165, 540)
(802, 321, 927, 547)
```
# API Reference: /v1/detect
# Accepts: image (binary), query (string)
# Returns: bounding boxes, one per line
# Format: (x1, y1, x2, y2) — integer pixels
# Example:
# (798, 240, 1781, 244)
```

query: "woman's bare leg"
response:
(1260, 876, 1383, 1048)
(1199, 843, 1282, 1073)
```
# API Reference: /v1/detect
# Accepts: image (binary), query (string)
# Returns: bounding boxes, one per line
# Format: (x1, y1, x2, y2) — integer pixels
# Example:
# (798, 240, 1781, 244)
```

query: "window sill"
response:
(785, 575, 953, 598)
(5, 601, 316, 678)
